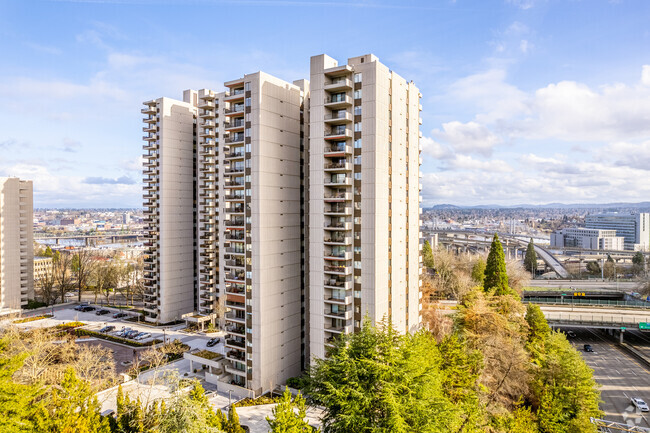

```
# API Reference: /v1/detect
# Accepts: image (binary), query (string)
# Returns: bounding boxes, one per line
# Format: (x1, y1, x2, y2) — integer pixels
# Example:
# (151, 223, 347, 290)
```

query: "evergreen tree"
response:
(33, 368, 111, 433)
(471, 258, 486, 284)
(43, 246, 53, 257)
(0, 336, 41, 432)
(266, 387, 318, 432)
(422, 240, 434, 269)
(225, 406, 245, 433)
(484, 234, 512, 295)
(524, 239, 537, 275)
(633, 252, 644, 266)
(305, 319, 466, 432)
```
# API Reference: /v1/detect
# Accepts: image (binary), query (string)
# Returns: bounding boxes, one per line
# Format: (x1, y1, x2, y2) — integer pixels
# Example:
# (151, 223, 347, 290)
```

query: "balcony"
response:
(225, 312, 245, 323)
(224, 193, 245, 201)
(324, 236, 352, 245)
(224, 150, 245, 160)
(325, 177, 352, 186)
(324, 279, 352, 290)
(324, 205, 352, 216)
(226, 325, 246, 336)
(326, 324, 354, 334)
(142, 125, 157, 133)
(141, 104, 157, 115)
(324, 265, 351, 275)
(324, 144, 352, 156)
(225, 206, 244, 214)
(225, 338, 246, 349)
(202, 109, 216, 118)
(225, 166, 245, 174)
(202, 119, 216, 129)
(198, 99, 215, 109)
(324, 128, 352, 140)
(324, 308, 353, 320)
(324, 77, 352, 91)
(225, 105, 245, 116)
(224, 232, 245, 241)
(224, 88, 245, 101)
(224, 180, 245, 189)
(225, 260, 245, 269)
(143, 134, 157, 142)
(226, 350, 245, 362)
(324, 251, 352, 261)
(226, 300, 246, 310)
(225, 246, 245, 255)
(324, 161, 351, 172)
(324, 192, 351, 202)
(142, 142, 158, 151)
(224, 119, 245, 130)
(324, 94, 352, 109)
(225, 135, 245, 145)
(324, 221, 351, 231)
(224, 219, 245, 228)
(225, 274, 245, 283)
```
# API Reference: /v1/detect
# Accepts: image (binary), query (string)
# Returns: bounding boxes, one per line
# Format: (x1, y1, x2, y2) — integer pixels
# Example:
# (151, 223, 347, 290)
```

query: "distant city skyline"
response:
(1, 0, 649, 207)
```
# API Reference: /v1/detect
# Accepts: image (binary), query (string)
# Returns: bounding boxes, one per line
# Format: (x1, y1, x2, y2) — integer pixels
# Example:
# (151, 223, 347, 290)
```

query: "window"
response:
(354, 217, 361, 225)
(354, 73, 362, 83)
(354, 89, 362, 99)
(245, 97, 251, 107)
(354, 246, 361, 254)
(354, 172, 362, 180)
(354, 290, 361, 298)
(245, 113, 251, 122)
(354, 106, 362, 116)
(354, 155, 361, 165)
(354, 138, 362, 148)
(244, 82, 251, 92)
(354, 261, 361, 269)
(354, 122, 362, 132)
(245, 128, 251, 137)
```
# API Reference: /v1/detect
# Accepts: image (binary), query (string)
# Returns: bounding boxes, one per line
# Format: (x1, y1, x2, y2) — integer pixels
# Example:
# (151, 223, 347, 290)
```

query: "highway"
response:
(561, 327, 650, 427)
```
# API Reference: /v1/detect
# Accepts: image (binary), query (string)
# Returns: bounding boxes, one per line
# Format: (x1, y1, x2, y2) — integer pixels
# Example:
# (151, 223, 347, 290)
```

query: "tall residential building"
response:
(142, 94, 198, 324)
(143, 73, 308, 394)
(550, 227, 625, 250)
(141, 53, 422, 394)
(308, 54, 422, 360)
(585, 213, 650, 251)
(0, 177, 34, 314)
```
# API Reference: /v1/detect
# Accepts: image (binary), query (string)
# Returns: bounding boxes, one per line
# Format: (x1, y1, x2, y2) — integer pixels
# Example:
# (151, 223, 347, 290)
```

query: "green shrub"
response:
(233, 395, 281, 408)
(13, 314, 53, 324)
(25, 299, 48, 309)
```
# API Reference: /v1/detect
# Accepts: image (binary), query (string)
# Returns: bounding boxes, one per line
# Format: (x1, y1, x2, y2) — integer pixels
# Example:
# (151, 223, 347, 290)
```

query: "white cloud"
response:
(519, 39, 530, 54)
(420, 136, 452, 159)
(432, 121, 501, 156)
(642, 65, 650, 86)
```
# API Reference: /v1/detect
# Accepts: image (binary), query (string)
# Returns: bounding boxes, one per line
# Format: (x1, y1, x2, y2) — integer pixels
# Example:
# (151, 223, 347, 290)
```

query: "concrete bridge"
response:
(540, 305, 650, 342)
(35, 233, 144, 246)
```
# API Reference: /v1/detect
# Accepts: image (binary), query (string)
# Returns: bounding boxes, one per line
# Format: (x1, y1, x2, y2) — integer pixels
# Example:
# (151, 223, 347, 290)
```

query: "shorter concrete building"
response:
(585, 212, 650, 251)
(33, 256, 53, 282)
(550, 227, 624, 251)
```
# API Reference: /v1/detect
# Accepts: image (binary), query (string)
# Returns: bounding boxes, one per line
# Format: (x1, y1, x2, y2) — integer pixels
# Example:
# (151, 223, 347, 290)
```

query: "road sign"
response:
(640, 322, 650, 330)
(620, 327, 626, 331)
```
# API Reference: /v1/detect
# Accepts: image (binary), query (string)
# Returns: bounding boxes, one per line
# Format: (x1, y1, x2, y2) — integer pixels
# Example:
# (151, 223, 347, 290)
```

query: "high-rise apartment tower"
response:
(308, 54, 422, 360)
(0, 177, 34, 314)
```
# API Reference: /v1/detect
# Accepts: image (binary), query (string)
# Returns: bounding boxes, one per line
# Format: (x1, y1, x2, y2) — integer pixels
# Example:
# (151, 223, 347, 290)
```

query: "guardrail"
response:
(524, 297, 650, 309)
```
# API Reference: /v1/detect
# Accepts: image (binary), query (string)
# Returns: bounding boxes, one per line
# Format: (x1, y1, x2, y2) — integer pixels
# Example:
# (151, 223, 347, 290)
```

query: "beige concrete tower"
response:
(308, 54, 422, 360)
(0, 177, 34, 314)
(141, 94, 198, 324)
(196, 73, 307, 394)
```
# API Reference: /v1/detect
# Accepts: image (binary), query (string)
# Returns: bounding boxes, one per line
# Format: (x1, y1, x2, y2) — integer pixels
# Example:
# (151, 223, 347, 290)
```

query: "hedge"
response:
(13, 314, 53, 324)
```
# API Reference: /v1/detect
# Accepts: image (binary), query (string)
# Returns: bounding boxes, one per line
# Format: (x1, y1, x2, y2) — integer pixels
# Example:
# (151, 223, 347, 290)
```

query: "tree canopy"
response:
(484, 234, 513, 296)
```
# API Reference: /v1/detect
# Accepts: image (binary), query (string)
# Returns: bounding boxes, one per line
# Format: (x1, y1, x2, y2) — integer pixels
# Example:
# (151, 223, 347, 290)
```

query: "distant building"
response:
(33, 256, 53, 281)
(0, 177, 34, 313)
(550, 227, 625, 250)
(122, 212, 130, 224)
(585, 213, 650, 251)
(59, 217, 79, 226)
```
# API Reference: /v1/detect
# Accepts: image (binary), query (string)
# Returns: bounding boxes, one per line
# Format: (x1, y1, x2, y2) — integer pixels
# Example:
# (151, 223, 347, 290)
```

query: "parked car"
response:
(126, 330, 140, 339)
(135, 333, 151, 341)
(113, 312, 128, 319)
(206, 338, 220, 347)
(632, 398, 649, 412)
(96, 309, 111, 316)
(74, 303, 89, 311)
(584, 344, 593, 352)
(116, 328, 132, 337)
(99, 326, 115, 333)
(80, 306, 96, 312)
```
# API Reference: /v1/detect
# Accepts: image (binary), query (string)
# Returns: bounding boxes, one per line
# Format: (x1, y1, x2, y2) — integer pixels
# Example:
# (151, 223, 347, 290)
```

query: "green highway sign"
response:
(640, 323, 650, 330)
(621, 327, 627, 330)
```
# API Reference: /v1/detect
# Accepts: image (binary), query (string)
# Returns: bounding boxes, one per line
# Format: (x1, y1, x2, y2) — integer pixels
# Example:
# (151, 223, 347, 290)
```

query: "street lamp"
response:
(163, 329, 166, 344)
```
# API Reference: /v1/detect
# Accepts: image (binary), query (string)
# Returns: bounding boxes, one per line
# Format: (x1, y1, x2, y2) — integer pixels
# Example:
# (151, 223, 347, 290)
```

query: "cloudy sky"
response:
(1, 0, 649, 208)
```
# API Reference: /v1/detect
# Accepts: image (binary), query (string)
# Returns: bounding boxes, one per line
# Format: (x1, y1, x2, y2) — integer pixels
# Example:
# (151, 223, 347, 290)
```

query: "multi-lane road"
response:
(562, 327, 650, 428)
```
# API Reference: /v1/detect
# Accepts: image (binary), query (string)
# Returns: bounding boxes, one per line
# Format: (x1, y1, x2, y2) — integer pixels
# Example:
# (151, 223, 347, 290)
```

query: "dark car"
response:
(206, 338, 220, 347)
(99, 326, 115, 333)
(96, 309, 111, 316)
(113, 312, 128, 319)
(584, 344, 593, 352)
(566, 330, 576, 338)
(80, 306, 96, 312)
(74, 303, 89, 311)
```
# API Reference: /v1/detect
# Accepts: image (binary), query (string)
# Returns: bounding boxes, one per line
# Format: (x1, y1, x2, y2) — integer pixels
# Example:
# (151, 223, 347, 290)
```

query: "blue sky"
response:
(1, 0, 649, 207)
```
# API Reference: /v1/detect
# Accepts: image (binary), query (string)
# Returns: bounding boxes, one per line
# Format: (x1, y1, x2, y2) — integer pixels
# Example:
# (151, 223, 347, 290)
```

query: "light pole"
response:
(228, 390, 232, 408)
(163, 329, 166, 344)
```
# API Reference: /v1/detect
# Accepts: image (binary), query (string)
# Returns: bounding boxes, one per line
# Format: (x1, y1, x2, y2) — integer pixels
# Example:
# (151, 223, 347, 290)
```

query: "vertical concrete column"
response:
(619, 329, 625, 344)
